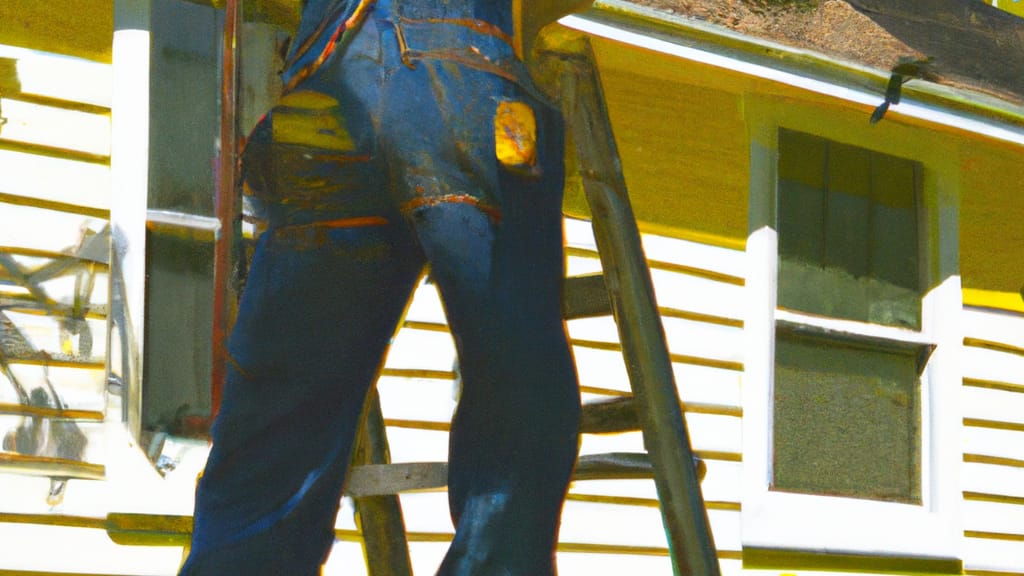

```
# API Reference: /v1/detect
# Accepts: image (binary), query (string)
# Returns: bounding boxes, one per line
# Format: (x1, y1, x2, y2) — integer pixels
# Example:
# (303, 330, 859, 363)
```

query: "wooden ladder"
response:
(346, 30, 721, 576)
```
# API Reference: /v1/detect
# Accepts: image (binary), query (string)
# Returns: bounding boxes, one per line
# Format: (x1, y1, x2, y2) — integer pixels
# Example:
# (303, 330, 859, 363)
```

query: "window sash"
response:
(771, 330, 923, 505)
(776, 128, 924, 329)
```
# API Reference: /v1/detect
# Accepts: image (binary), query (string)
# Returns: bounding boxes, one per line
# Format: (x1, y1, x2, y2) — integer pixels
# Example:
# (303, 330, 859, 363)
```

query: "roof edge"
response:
(572, 0, 1024, 139)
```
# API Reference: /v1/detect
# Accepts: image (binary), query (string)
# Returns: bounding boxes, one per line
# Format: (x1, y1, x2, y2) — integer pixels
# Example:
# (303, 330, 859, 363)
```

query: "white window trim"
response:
(742, 108, 964, 560)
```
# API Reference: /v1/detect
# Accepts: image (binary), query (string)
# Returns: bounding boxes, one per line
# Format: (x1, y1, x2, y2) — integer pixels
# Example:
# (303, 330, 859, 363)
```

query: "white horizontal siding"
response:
(573, 345, 631, 393)
(558, 503, 741, 559)
(377, 376, 457, 424)
(963, 500, 1024, 537)
(402, 280, 447, 324)
(674, 363, 743, 408)
(662, 316, 744, 365)
(323, 540, 372, 576)
(963, 427, 1024, 461)
(0, 99, 110, 156)
(558, 552, 674, 576)
(384, 327, 457, 373)
(0, 204, 108, 253)
(578, 412, 741, 457)
(649, 268, 746, 321)
(578, 430, 644, 456)
(572, 349, 744, 407)
(700, 460, 744, 503)
(1, 47, 112, 107)
(0, 50, 118, 576)
(962, 536, 1024, 574)
(963, 462, 1024, 500)
(382, 427, 451, 464)
(568, 314, 744, 365)
(964, 307, 1024, 351)
(0, 150, 110, 210)
(559, 499, 674, 547)
(963, 346, 1024, 387)
(0, 522, 182, 575)
(963, 386, 1024, 427)
(393, 492, 455, 534)
(640, 232, 747, 280)
(961, 307, 1024, 574)
(567, 253, 604, 275)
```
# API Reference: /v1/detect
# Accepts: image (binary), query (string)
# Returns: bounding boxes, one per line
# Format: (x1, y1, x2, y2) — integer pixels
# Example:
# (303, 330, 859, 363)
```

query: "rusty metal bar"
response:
(211, 0, 242, 417)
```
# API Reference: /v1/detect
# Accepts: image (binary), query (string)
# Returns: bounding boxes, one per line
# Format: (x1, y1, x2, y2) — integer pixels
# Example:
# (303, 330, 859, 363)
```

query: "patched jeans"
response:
(180, 4, 581, 575)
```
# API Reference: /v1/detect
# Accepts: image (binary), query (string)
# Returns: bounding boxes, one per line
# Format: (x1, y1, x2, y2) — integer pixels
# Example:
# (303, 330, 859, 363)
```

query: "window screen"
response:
(772, 332, 922, 504)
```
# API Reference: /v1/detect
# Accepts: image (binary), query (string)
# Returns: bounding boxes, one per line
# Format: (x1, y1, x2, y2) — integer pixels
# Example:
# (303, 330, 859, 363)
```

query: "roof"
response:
(615, 0, 1024, 106)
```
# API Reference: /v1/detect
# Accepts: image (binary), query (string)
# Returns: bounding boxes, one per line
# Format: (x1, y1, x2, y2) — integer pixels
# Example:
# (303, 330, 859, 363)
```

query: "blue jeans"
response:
(180, 4, 581, 575)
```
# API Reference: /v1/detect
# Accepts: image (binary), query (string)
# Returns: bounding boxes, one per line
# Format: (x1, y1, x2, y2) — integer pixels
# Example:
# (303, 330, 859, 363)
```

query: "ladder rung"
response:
(106, 512, 193, 546)
(347, 462, 447, 497)
(580, 396, 638, 434)
(573, 452, 652, 480)
(345, 453, 705, 497)
(561, 273, 612, 319)
(574, 452, 707, 484)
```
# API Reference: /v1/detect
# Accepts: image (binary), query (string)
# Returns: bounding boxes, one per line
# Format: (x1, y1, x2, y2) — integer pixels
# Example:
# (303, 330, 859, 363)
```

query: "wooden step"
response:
(345, 453, 705, 498)
(561, 273, 612, 319)
(580, 395, 639, 434)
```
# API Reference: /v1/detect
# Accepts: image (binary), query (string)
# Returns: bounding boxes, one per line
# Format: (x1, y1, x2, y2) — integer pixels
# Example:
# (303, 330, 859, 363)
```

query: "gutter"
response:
(564, 0, 1024, 148)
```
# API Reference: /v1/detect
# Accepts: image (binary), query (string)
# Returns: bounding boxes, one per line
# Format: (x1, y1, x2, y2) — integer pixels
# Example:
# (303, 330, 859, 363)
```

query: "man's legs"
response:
(411, 194, 580, 575)
(179, 220, 424, 575)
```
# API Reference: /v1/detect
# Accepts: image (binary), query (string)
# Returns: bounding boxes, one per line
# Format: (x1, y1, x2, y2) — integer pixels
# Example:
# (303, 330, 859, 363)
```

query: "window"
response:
(772, 130, 927, 505)
(743, 120, 962, 566)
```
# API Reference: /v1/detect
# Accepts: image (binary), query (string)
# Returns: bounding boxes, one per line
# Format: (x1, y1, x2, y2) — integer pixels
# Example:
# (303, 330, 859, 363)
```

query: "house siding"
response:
(4, 7, 1024, 575)
(356, 217, 1024, 575)
(961, 307, 1024, 575)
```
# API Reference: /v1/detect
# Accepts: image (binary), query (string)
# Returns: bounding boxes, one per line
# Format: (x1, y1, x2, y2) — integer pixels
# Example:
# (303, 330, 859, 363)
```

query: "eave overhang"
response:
(567, 0, 1024, 148)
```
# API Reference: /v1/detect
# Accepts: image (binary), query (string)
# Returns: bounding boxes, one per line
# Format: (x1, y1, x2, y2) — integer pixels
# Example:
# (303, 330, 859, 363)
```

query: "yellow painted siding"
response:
(960, 144, 1024, 313)
(0, 1, 113, 63)
(563, 37, 751, 247)
(994, 0, 1024, 18)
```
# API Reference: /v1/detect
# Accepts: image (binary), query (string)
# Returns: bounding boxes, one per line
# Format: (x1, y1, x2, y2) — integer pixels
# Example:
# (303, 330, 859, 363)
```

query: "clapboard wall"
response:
(326, 216, 1024, 576)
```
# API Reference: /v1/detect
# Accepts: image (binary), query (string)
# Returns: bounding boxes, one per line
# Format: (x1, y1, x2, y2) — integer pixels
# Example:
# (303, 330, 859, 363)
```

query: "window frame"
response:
(742, 99, 963, 561)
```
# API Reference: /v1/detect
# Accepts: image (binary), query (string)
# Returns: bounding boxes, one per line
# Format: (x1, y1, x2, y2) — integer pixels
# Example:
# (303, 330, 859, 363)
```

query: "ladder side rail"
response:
(352, 390, 415, 576)
(536, 31, 721, 576)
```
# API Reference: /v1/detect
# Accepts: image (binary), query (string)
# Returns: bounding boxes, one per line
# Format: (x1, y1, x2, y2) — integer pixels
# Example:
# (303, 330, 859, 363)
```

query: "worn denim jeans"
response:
(180, 2, 581, 574)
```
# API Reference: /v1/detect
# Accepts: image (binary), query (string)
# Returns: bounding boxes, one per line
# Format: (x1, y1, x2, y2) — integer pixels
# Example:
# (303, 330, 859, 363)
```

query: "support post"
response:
(211, 0, 242, 416)
(110, 0, 152, 438)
